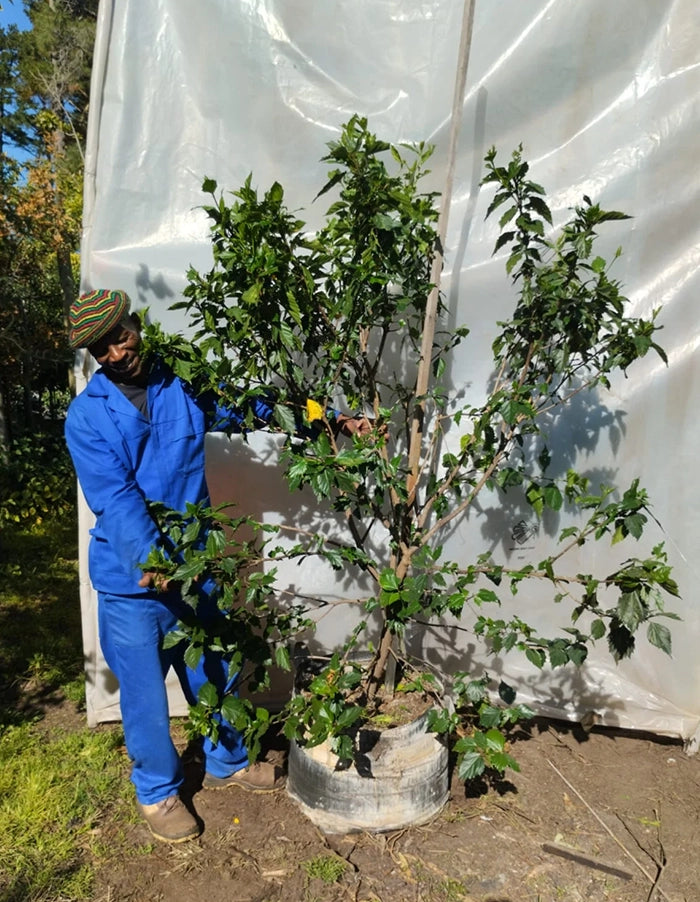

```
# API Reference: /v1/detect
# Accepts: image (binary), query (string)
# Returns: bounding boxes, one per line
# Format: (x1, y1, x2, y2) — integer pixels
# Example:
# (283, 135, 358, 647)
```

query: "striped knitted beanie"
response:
(68, 289, 131, 349)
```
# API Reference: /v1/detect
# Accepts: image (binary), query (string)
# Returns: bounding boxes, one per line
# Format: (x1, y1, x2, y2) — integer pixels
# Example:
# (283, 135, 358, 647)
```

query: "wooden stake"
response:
(406, 0, 477, 501)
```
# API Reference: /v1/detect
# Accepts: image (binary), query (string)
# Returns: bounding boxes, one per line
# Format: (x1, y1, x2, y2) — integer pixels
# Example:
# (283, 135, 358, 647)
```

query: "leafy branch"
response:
(139, 120, 678, 780)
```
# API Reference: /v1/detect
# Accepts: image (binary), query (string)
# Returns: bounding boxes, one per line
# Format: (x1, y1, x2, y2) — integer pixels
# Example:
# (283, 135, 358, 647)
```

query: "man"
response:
(65, 288, 365, 843)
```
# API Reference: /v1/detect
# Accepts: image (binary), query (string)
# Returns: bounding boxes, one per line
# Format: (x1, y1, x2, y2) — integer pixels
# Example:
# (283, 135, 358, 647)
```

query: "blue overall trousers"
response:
(97, 584, 248, 804)
(65, 361, 273, 804)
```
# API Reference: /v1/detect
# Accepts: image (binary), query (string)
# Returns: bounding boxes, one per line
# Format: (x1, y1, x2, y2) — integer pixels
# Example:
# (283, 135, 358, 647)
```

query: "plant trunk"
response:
(368, 626, 395, 701)
(57, 244, 76, 326)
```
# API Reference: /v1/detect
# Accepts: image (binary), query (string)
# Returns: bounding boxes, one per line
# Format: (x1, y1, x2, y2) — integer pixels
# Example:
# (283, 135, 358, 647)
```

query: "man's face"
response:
(88, 319, 145, 384)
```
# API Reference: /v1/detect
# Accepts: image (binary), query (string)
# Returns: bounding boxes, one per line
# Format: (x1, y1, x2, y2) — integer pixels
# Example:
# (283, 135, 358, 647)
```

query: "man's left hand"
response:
(336, 414, 373, 437)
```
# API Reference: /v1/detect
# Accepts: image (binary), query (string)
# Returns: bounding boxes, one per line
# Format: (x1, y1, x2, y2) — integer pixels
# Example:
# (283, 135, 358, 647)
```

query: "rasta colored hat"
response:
(68, 289, 131, 349)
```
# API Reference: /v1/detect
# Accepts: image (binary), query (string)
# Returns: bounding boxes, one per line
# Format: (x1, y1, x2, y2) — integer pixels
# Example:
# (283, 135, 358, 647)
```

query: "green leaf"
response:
(221, 695, 248, 727)
(617, 591, 645, 631)
(457, 751, 485, 781)
(505, 250, 523, 275)
(162, 630, 186, 650)
(489, 751, 520, 774)
(197, 681, 219, 708)
(333, 733, 354, 763)
(182, 519, 202, 544)
(493, 231, 516, 254)
(273, 403, 297, 434)
(478, 706, 503, 729)
(427, 708, 454, 734)
(461, 678, 488, 704)
(184, 643, 203, 671)
(526, 647, 545, 669)
(527, 194, 552, 224)
(608, 620, 635, 660)
(596, 209, 632, 223)
(172, 558, 206, 582)
(624, 512, 646, 540)
(242, 282, 261, 304)
(485, 191, 510, 218)
(543, 484, 563, 511)
(647, 621, 672, 656)
(373, 212, 398, 230)
(474, 588, 499, 605)
(526, 483, 544, 518)
(268, 181, 284, 203)
(379, 570, 400, 592)
(567, 644, 587, 666)
(275, 644, 291, 670)
(590, 619, 606, 640)
(499, 205, 518, 228)
(548, 644, 568, 668)
(484, 728, 506, 751)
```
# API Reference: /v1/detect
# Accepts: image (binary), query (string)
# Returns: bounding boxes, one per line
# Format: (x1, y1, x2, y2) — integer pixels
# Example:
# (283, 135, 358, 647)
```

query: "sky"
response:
(1, 1, 31, 30)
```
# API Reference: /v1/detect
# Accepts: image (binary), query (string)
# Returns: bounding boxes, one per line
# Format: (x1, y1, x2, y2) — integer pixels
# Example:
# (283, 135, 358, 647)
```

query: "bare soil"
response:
(88, 712, 700, 902)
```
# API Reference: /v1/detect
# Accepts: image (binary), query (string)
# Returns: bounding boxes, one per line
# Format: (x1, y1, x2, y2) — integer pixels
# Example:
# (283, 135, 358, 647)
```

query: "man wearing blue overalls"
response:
(65, 288, 364, 842)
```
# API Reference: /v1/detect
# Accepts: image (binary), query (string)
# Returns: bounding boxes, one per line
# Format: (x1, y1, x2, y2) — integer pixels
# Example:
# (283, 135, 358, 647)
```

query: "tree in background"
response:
(18, 0, 97, 318)
(0, 0, 96, 522)
(0, 0, 95, 449)
(0, 22, 34, 161)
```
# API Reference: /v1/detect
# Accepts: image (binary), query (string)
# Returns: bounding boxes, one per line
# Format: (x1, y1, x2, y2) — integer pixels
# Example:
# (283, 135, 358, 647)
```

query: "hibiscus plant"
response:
(141, 116, 678, 778)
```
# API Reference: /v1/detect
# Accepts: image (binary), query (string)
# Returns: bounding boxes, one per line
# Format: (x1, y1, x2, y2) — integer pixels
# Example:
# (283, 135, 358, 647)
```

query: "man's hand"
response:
(335, 414, 373, 437)
(138, 571, 172, 592)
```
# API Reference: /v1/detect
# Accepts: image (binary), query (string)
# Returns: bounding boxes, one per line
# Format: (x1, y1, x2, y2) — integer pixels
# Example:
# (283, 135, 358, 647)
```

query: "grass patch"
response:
(0, 512, 135, 901)
(0, 517, 83, 725)
(0, 722, 130, 901)
(302, 853, 348, 885)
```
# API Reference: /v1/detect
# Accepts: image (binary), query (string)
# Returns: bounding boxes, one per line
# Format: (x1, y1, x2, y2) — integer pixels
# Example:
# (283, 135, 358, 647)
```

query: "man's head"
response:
(69, 289, 146, 384)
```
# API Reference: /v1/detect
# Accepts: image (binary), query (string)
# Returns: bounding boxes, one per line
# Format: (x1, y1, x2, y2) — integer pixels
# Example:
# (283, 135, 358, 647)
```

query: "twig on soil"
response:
(615, 806, 668, 902)
(545, 758, 674, 902)
(493, 802, 537, 825)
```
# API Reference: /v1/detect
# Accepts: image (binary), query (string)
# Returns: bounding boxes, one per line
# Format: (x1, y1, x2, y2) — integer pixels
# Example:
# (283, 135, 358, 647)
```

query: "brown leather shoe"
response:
(137, 794, 201, 843)
(202, 761, 285, 793)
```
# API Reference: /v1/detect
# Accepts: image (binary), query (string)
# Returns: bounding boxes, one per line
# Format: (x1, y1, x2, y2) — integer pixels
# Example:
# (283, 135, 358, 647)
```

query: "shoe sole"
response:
(144, 823, 201, 843)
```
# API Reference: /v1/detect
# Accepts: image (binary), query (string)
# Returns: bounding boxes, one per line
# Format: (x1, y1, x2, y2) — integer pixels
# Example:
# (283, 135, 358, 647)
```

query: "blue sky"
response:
(1, 2, 31, 30)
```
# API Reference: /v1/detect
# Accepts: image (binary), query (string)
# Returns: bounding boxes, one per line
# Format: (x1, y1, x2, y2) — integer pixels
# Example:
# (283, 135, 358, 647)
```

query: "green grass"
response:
(302, 853, 348, 885)
(0, 722, 130, 901)
(0, 517, 84, 724)
(0, 512, 134, 902)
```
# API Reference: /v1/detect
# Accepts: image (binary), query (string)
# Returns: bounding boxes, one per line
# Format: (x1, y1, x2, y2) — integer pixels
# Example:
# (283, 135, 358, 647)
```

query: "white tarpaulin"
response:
(78, 0, 700, 745)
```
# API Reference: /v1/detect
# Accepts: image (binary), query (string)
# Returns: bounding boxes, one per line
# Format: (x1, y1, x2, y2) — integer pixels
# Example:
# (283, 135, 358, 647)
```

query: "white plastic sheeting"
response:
(78, 0, 700, 744)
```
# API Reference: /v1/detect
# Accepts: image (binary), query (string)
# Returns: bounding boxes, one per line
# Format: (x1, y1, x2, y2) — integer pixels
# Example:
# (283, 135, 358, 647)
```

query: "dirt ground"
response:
(87, 714, 700, 902)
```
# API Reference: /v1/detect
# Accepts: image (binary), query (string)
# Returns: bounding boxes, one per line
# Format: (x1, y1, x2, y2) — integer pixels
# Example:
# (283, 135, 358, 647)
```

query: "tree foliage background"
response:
(0, 0, 95, 439)
(0, 0, 96, 521)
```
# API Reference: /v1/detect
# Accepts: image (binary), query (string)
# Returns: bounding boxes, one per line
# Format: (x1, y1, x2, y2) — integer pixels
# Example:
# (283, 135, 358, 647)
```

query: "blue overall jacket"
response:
(65, 360, 273, 596)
